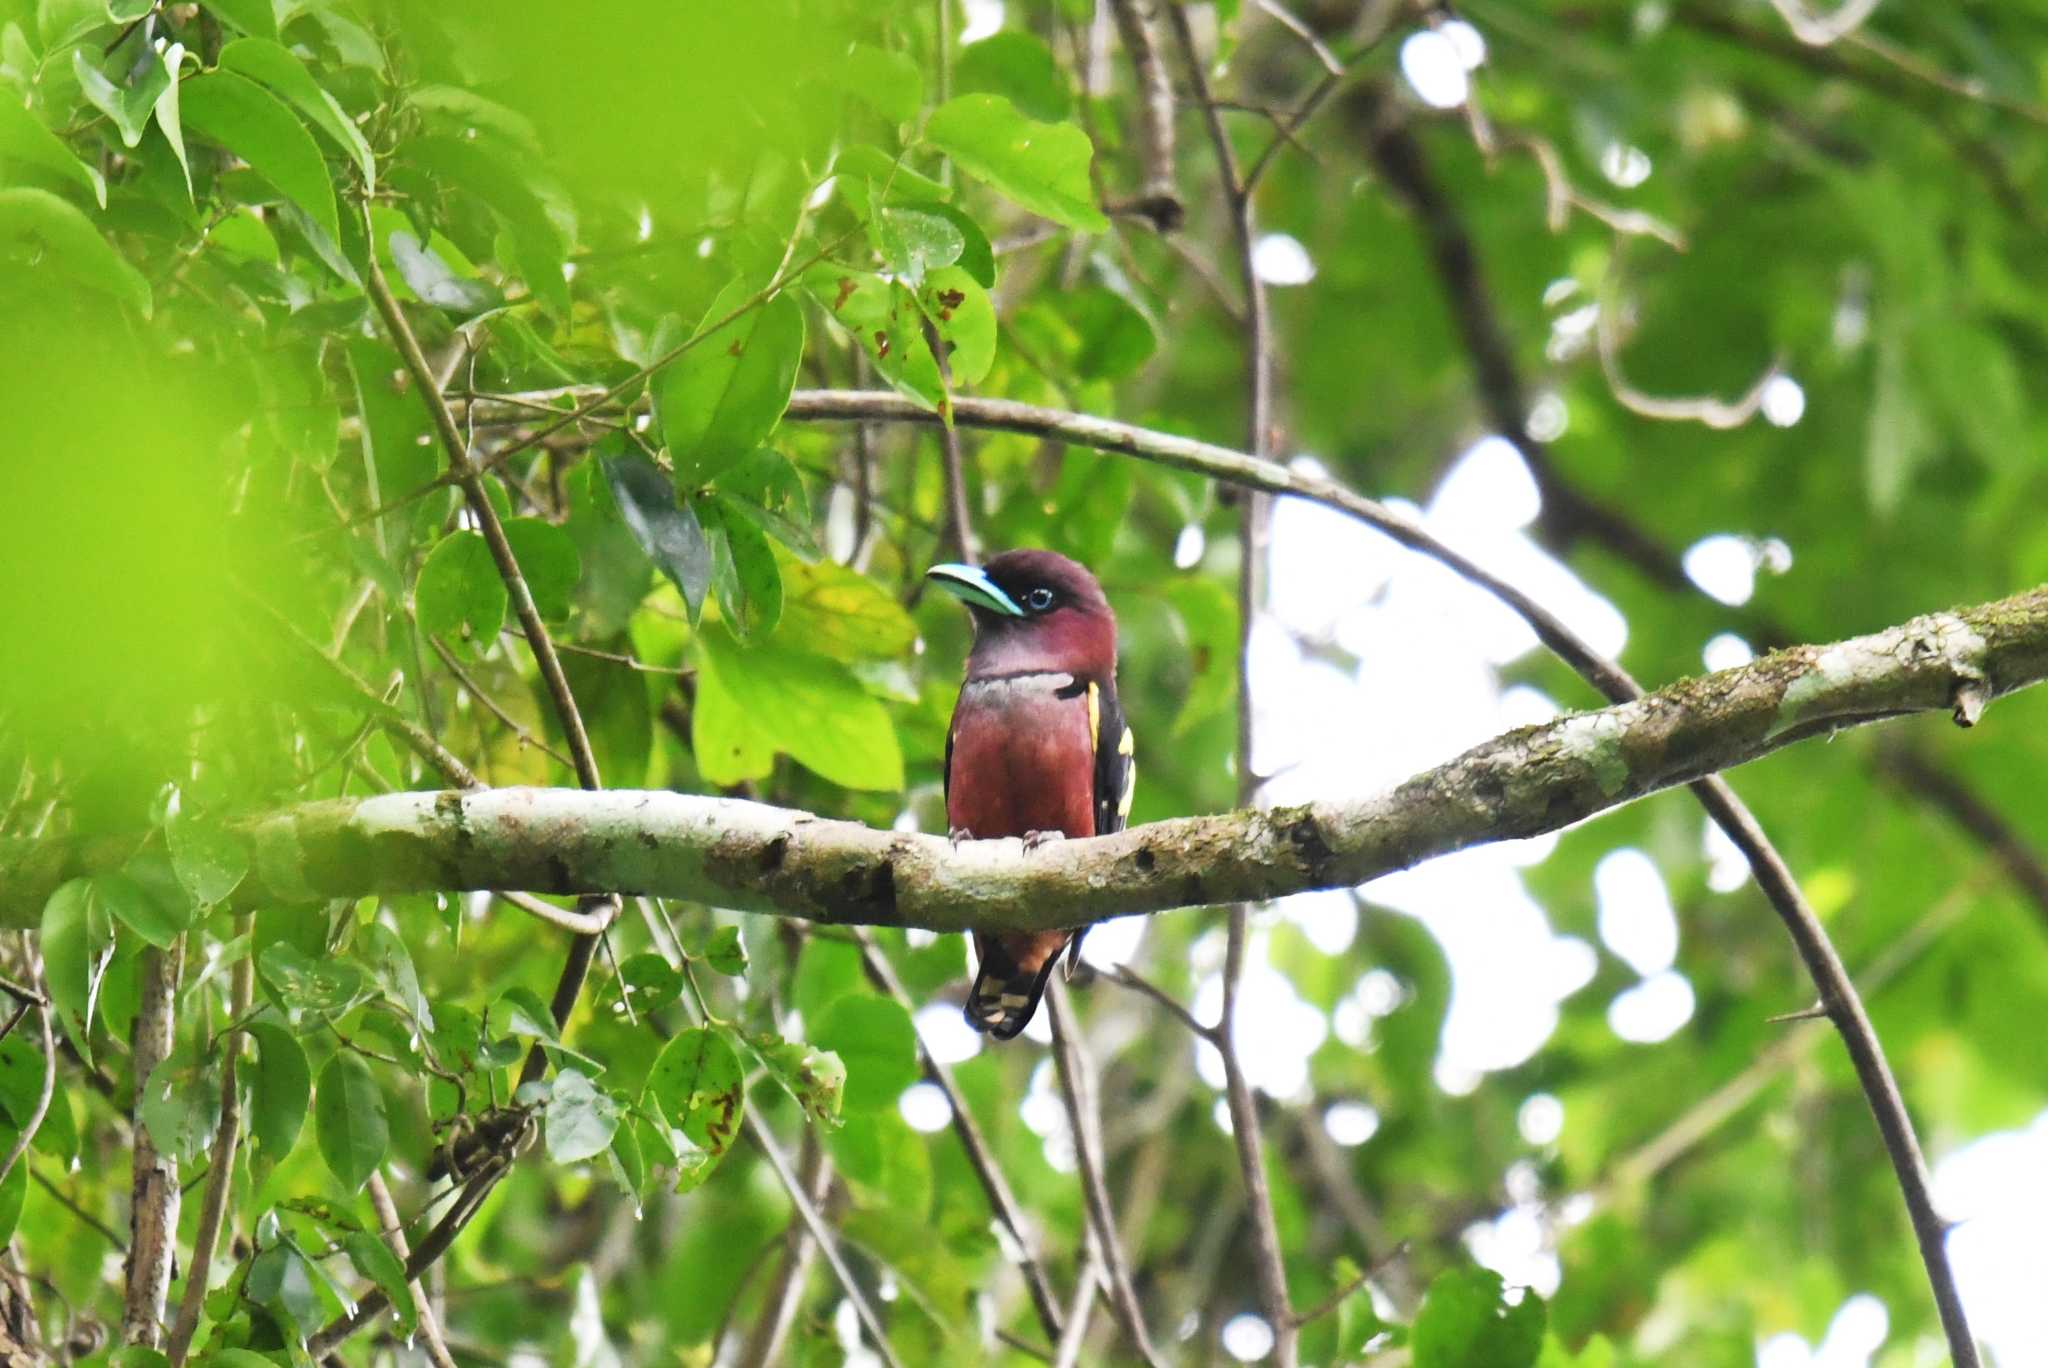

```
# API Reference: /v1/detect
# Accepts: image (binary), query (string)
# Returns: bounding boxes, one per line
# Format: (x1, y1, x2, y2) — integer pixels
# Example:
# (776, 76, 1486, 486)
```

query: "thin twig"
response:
(1046, 982, 1162, 1367)
(428, 635, 578, 770)
(742, 1112, 903, 1368)
(1106, 0, 1185, 230)
(1101, 963, 1215, 1040)
(496, 890, 619, 937)
(854, 933, 1066, 1343)
(736, 1134, 831, 1368)
(30, 1167, 128, 1251)
(1162, 6, 1299, 1360)
(366, 1170, 461, 1368)
(1051, 1249, 1103, 1368)
(166, 915, 254, 1366)
(1877, 744, 2048, 929)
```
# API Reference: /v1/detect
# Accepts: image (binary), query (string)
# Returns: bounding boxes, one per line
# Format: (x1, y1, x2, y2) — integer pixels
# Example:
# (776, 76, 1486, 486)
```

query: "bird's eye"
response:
(1023, 587, 1056, 612)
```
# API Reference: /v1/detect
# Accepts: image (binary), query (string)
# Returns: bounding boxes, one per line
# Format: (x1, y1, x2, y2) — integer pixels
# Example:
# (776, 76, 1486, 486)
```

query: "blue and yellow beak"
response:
(927, 562, 1025, 618)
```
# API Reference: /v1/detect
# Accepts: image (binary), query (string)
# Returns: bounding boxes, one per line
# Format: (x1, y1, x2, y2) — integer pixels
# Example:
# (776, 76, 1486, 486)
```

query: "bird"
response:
(927, 549, 1135, 1040)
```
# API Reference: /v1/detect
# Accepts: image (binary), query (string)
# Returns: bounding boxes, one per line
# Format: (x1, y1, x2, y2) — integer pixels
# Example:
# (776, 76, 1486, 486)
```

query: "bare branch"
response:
(365, 1170, 461, 1368)
(1106, 0, 1185, 230)
(1160, 8, 1297, 1352)
(856, 933, 1067, 1343)
(1877, 746, 2048, 929)
(167, 918, 254, 1366)
(121, 942, 182, 1349)
(1047, 983, 1162, 1367)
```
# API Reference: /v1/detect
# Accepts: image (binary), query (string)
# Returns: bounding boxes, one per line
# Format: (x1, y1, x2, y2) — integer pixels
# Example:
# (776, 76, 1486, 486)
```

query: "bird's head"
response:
(927, 549, 1117, 680)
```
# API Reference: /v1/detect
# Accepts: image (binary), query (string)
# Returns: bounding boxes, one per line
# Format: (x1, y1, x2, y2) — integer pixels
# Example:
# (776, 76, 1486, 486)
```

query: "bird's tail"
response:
(966, 931, 1074, 1039)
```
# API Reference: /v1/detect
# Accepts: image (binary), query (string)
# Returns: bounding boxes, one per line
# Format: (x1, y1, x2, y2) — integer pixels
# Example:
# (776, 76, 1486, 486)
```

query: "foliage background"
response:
(1, 0, 2046, 1364)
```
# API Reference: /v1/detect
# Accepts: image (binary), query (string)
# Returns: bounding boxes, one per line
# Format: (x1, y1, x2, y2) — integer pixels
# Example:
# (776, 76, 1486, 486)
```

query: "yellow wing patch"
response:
(1118, 726, 1136, 821)
(1087, 680, 1101, 749)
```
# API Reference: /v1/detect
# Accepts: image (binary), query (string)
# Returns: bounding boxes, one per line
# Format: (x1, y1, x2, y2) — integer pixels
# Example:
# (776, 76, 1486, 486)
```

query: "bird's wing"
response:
(1067, 678, 1134, 975)
(1089, 679, 1136, 838)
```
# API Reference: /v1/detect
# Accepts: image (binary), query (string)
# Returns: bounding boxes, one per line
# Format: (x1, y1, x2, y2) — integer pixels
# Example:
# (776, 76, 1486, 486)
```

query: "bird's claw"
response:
(948, 826, 974, 850)
(1021, 829, 1065, 853)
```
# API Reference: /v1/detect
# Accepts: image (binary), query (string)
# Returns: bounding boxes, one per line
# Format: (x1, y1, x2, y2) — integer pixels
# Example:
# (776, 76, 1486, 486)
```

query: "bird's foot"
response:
(1021, 829, 1065, 853)
(948, 825, 974, 850)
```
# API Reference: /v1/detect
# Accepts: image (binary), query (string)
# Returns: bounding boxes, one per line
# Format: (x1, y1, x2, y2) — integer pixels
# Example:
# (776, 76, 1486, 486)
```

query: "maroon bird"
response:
(928, 550, 1135, 1039)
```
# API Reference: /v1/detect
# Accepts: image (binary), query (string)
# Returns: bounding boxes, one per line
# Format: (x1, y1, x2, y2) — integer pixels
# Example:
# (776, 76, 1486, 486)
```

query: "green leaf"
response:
(218, 37, 373, 188)
(602, 451, 713, 622)
(0, 1033, 74, 1162)
(775, 559, 918, 661)
(837, 41, 923, 123)
(655, 282, 806, 488)
(205, 0, 277, 39)
(153, 43, 191, 200)
(388, 228, 502, 315)
(243, 1021, 310, 1157)
(415, 530, 508, 642)
(167, 811, 249, 907)
(610, 952, 683, 1016)
(180, 69, 341, 246)
(0, 1124, 24, 1246)
(343, 1231, 417, 1337)
(1167, 577, 1239, 734)
(410, 85, 543, 153)
(925, 93, 1107, 232)
(876, 204, 963, 286)
(545, 1067, 622, 1162)
(258, 942, 366, 1018)
(806, 264, 942, 410)
(693, 626, 905, 790)
(894, 199, 994, 287)
(0, 93, 106, 207)
(645, 1026, 746, 1186)
(359, 922, 434, 1033)
(141, 1043, 221, 1164)
(714, 448, 817, 558)
(1412, 1268, 1546, 1368)
(0, 187, 152, 315)
(703, 494, 783, 639)
(749, 1032, 845, 1128)
(502, 516, 581, 622)
(314, 1051, 388, 1189)
(917, 265, 997, 386)
(39, 879, 113, 1062)
(109, 1348, 174, 1368)
(1062, 284, 1156, 380)
(809, 995, 918, 1112)
(835, 144, 949, 218)
(826, 1110, 930, 1214)
(955, 30, 1072, 122)
(703, 926, 747, 977)
(493, 985, 563, 1045)
(71, 46, 168, 149)
(92, 872, 183, 949)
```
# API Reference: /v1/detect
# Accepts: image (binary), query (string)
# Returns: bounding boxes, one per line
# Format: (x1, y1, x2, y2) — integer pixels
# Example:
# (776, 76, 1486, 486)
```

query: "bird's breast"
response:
(947, 672, 1098, 841)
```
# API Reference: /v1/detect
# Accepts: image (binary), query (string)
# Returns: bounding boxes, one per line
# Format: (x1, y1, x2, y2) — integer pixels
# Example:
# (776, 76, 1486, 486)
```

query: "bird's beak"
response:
(926, 562, 1025, 618)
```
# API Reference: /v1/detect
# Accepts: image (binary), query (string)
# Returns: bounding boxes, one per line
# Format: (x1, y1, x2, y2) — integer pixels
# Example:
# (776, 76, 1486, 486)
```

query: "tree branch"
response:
(10, 589, 2033, 932)
(855, 932, 1067, 1344)
(166, 916, 253, 1366)
(121, 941, 182, 1349)
(1047, 983, 1161, 1366)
